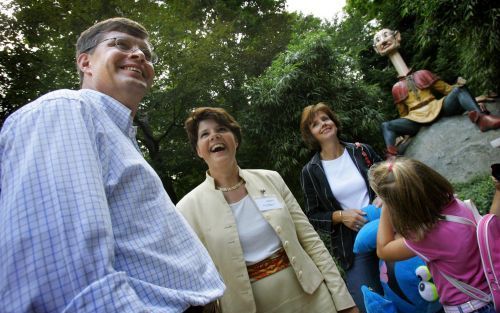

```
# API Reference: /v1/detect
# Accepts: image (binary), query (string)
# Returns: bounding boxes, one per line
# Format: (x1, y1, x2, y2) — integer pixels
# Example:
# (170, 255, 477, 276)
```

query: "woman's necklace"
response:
(216, 178, 245, 192)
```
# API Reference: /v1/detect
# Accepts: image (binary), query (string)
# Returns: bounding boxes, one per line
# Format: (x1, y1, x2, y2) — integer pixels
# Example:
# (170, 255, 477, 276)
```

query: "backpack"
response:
(439, 200, 500, 311)
(354, 142, 373, 167)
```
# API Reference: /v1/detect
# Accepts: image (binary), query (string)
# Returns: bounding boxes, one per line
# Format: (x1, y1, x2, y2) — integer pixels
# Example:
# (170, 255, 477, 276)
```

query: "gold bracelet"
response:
(338, 210, 343, 223)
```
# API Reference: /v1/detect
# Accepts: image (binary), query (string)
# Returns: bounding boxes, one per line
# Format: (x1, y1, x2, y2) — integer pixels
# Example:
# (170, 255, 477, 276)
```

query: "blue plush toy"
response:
(355, 205, 443, 313)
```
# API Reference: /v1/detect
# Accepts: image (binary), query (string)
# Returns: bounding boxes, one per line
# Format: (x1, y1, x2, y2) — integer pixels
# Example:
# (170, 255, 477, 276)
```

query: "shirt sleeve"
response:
(431, 80, 454, 96)
(396, 102, 409, 117)
(276, 172, 355, 311)
(0, 99, 195, 312)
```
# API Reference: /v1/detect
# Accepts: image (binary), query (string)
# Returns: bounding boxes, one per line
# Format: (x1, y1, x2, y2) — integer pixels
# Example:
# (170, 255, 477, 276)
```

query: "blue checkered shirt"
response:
(0, 89, 225, 312)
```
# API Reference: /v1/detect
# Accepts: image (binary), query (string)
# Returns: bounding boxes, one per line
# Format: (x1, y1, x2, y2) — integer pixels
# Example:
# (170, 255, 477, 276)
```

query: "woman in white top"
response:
(177, 107, 358, 313)
(299, 102, 383, 313)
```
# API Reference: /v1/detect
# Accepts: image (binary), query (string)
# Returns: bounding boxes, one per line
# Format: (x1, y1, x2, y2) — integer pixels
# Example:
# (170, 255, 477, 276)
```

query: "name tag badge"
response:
(254, 196, 282, 211)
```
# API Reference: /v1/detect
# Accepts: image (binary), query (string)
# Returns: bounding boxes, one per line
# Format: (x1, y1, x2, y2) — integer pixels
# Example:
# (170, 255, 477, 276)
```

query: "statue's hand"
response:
(456, 76, 467, 86)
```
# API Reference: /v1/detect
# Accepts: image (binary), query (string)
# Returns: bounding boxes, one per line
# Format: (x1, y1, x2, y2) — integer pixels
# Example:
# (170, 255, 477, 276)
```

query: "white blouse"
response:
(321, 148, 370, 210)
(229, 195, 281, 265)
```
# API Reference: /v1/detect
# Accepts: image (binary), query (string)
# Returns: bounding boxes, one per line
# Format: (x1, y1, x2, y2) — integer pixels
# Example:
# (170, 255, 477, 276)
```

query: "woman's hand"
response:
(341, 209, 367, 232)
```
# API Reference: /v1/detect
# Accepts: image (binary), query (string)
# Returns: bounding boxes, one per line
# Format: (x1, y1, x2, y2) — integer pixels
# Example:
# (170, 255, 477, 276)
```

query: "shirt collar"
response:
(81, 89, 135, 136)
(204, 167, 244, 190)
(311, 140, 354, 165)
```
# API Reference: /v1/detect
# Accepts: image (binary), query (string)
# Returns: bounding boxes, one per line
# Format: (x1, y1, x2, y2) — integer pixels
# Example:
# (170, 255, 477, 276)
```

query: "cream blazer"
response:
(176, 168, 354, 313)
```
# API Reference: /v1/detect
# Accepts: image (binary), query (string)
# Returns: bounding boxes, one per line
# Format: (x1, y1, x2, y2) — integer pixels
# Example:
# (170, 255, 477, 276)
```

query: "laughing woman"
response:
(299, 103, 383, 313)
(176, 107, 358, 313)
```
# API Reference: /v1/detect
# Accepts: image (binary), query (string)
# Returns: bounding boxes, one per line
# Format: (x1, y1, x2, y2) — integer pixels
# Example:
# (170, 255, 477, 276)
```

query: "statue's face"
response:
(373, 28, 401, 56)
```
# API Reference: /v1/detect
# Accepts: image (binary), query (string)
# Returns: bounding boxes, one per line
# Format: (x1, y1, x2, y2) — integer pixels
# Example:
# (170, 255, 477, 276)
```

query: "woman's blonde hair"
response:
(368, 157, 454, 240)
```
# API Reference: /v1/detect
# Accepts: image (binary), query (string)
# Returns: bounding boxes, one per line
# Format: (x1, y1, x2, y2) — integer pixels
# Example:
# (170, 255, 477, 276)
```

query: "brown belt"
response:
(247, 248, 290, 282)
(408, 98, 434, 112)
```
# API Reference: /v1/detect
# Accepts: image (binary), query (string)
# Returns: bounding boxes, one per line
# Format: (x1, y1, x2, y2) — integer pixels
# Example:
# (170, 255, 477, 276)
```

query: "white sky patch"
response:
(0, 0, 15, 17)
(286, 0, 346, 21)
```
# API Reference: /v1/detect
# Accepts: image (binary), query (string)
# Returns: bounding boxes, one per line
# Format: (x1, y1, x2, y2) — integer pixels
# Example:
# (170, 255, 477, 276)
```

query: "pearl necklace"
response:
(216, 179, 245, 192)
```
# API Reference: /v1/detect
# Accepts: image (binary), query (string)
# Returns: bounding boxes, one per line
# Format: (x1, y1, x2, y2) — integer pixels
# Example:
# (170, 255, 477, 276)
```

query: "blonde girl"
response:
(369, 158, 494, 313)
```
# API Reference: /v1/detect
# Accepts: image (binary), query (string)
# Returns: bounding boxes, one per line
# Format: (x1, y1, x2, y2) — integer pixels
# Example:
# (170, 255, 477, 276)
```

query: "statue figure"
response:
(373, 28, 500, 156)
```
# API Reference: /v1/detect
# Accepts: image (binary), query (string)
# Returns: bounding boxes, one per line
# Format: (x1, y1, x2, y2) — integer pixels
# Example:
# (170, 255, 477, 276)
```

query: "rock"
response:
(404, 102, 500, 183)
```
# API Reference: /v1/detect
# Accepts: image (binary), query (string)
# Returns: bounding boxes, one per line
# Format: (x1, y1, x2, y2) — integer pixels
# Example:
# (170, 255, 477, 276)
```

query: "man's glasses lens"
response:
(113, 38, 157, 64)
(85, 37, 158, 64)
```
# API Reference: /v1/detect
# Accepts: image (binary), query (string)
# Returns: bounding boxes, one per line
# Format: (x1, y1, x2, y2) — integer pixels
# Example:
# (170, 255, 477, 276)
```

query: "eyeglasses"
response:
(83, 37, 159, 64)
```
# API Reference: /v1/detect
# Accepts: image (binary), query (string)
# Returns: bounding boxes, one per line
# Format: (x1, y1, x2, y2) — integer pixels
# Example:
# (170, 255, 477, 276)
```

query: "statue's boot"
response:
(468, 111, 500, 132)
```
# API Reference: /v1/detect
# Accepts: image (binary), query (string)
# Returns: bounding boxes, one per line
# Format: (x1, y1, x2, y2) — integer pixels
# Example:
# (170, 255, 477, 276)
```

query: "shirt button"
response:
(291, 256, 296, 264)
(276, 226, 282, 233)
(283, 241, 289, 248)
(298, 270, 303, 279)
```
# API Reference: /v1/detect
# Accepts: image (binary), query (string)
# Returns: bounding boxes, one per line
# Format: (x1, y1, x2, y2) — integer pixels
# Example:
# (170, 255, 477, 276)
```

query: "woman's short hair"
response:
(184, 107, 242, 153)
(368, 157, 454, 240)
(300, 102, 342, 151)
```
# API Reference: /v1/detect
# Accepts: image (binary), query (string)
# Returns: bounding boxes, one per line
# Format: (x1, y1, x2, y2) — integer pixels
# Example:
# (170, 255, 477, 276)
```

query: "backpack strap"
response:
(439, 272, 492, 303)
(441, 199, 481, 225)
(355, 142, 372, 168)
(439, 207, 492, 304)
(463, 199, 482, 223)
(443, 214, 476, 226)
(417, 229, 492, 304)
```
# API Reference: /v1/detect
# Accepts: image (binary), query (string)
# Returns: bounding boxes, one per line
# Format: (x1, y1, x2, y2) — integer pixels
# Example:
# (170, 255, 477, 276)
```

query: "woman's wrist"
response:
(332, 210, 343, 224)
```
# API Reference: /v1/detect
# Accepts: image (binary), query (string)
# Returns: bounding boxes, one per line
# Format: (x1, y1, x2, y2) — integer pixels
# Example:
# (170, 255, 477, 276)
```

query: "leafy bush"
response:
(453, 174, 495, 215)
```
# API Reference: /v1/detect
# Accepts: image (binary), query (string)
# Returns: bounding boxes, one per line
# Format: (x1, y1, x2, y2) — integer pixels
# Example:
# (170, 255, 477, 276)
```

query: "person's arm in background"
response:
(490, 177, 500, 216)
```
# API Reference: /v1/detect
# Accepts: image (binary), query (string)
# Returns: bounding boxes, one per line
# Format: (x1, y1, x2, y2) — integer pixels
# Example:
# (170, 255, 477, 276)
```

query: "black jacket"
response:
(300, 142, 382, 270)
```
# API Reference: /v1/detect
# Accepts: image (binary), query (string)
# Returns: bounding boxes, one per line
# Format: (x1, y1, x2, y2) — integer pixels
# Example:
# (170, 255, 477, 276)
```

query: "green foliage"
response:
(0, 0, 294, 201)
(243, 29, 385, 197)
(396, 0, 500, 93)
(345, 0, 500, 94)
(453, 174, 495, 215)
(3, 0, 498, 204)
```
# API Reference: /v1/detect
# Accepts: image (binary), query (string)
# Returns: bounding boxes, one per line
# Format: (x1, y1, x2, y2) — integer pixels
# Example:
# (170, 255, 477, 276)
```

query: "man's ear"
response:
(77, 53, 91, 75)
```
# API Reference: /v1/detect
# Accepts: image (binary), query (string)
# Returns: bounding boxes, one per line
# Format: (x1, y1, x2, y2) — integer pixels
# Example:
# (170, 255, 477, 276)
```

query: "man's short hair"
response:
(75, 17, 150, 84)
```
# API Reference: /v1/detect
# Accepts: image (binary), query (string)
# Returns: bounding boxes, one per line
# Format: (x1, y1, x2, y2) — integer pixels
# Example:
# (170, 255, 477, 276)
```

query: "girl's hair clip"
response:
(388, 161, 394, 172)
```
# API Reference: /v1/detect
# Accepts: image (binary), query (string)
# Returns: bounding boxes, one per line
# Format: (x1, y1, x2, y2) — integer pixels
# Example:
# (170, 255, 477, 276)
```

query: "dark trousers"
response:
(345, 251, 383, 313)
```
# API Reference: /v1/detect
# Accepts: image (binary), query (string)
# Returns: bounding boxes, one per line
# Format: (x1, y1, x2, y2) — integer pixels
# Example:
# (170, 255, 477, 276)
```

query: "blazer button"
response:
(291, 256, 296, 264)
(276, 226, 282, 234)
(298, 270, 303, 279)
(283, 241, 289, 248)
